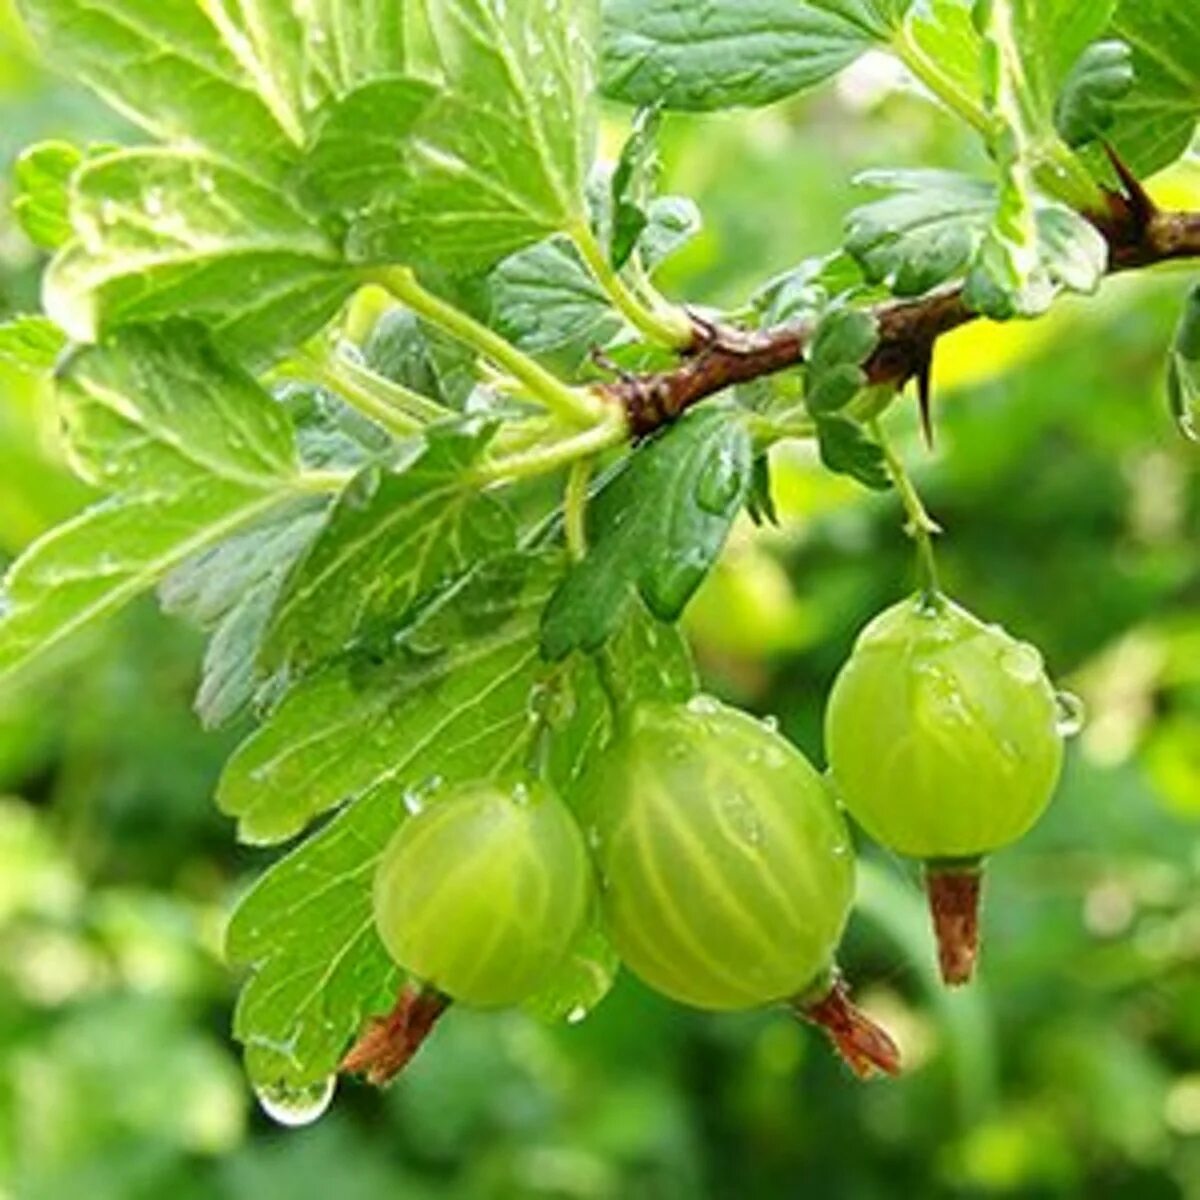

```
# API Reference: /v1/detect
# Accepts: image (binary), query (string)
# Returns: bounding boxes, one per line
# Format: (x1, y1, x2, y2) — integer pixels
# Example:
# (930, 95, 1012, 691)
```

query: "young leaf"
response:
(347, 0, 599, 271)
(12, 140, 83, 251)
(0, 315, 66, 374)
(846, 169, 1107, 306)
(610, 107, 662, 269)
(0, 324, 302, 687)
(806, 307, 880, 415)
(541, 404, 753, 660)
(219, 553, 562, 845)
(262, 421, 516, 675)
(1167, 284, 1200, 442)
(1054, 40, 1134, 149)
(602, 0, 914, 112)
(46, 149, 354, 366)
(1107, 2, 1200, 178)
(815, 414, 890, 492)
(160, 504, 327, 728)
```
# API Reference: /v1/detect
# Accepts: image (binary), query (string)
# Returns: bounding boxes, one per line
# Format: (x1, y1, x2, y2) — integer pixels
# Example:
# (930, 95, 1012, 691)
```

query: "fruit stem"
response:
(792, 972, 902, 1080)
(924, 861, 985, 987)
(341, 982, 451, 1087)
(872, 417, 943, 603)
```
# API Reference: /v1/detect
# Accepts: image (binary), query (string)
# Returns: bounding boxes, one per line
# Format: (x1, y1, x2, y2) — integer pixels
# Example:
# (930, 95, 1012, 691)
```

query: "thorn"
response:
(916, 346, 936, 449)
(341, 984, 450, 1087)
(1102, 142, 1157, 231)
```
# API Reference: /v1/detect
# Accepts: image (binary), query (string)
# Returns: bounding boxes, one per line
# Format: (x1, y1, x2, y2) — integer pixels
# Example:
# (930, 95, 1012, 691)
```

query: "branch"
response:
(605, 202, 1200, 438)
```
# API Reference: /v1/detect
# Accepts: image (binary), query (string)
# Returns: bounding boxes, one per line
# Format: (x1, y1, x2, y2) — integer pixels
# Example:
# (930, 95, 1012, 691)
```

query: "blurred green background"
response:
(1, 9, 1199, 1198)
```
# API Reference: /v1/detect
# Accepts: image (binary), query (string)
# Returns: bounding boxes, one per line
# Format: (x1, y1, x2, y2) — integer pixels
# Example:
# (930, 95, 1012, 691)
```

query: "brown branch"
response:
(605, 205, 1200, 438)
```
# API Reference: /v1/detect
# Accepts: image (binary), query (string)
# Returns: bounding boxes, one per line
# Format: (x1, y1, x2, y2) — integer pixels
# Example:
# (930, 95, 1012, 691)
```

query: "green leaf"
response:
(0, 324, 301, 687)
(541, 404, 753, 660)
(846, 169, 1107, 309)
(1108, 2, 1200, 178)
(347, 0, 599, 271)
(0, 315, 67, 374)
(160, 504, 327, 728)
(46, 148, 353, 366)
(59, 323, 298, 491)
(218, 552, 563, 845)
(262, 421, 516, 675)
(12, 140, 82, 251)
(1167, 284, 1200, 442)
(610, 107, 661, 269)
(1055, 40, 1135, 148)
(602, 0, 913, 112)
(485, 237, 621, 364)
(295, 76, 437, 214)
(815, 413, 891, 491)
(16, 0, 305, 181)
(805, 306, 880, 414)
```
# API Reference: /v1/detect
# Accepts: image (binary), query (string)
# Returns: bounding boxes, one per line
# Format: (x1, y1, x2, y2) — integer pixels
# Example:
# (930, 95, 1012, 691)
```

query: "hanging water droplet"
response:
(1000, 641, 1044, 684)
(695, 445, 743, 514)
(761, 714, 780, 734)
(566, 1005, 589, 1025)
(1054, 691, 1087, 738)
(253, 1076, 336, 1128)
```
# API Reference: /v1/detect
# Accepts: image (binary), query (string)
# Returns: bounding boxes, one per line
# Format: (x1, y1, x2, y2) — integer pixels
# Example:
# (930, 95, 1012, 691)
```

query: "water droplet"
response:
(685, 694, 721, 717)
(695, 446, 743, 514)
(1176, 410, 1200, 443)
(511, 782, 531, 807)
(585, 825, 603, 852)
(253, 1076, 336, 1128)
(1054, 691, 1087, 739)
(720, 794, 764, 848)
(1000, 641, 1044, 684)
(761, 714, 780, 734)
(566, 1005, 589, 1025)
(402, 788, 425, 816)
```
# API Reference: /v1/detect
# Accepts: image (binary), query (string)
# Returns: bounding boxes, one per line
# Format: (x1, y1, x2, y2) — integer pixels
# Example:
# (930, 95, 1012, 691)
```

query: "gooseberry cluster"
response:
(360, 588, 1070, 1086)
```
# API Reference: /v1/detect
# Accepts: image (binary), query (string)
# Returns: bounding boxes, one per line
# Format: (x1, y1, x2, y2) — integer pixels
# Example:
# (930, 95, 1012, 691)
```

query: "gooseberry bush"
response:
(1, 0, 1199, 1122)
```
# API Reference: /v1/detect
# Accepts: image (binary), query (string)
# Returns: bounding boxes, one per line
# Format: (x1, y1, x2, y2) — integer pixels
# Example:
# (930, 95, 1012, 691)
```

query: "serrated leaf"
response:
(1055, 40, 1134, 148)
(0, 324, 302, 687)
(12, 140, 82, 251)
(16, 0, 410, 184)
(846, 168, 1107, 309)
(0, 316, 66, 374)
(1107, 2, 1200, 178)
(541, 405, 753, 660)
(160, 503, 327, 728)
(602, 0, 913, 112)
(59, 323, 298, 491)
(638, 196, 703, 274)
(816, 414, 890, 491)
(46, 148, 353, 366)
(1167, 284, 1200, 442)
(219, 553, 563, 845)
(294, 76, 437, 214)
(610, 106, 661, 269)
(262, 421, 516, 675)
(486, 236, 621, 364)
(347, 0, 598, 272)
(752, 252, 865, 326)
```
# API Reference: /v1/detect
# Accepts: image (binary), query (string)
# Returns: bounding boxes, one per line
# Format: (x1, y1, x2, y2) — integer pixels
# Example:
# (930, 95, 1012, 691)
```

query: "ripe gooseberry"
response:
(372, 779, 593, 1009)
(825, 594, 1065, 984)
(579, 697, 899, 1079)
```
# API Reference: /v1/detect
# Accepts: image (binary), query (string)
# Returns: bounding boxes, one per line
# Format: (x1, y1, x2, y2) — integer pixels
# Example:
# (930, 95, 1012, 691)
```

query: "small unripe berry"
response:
(373, 780, 593, 1008)
(826, 595, 1066, 983)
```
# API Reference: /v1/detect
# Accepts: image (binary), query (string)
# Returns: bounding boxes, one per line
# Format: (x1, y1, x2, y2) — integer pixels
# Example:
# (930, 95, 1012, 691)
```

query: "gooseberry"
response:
(825, 594, 1065, 984)
(372, 779, 593, 1009)
(579, 698, 899, 1078)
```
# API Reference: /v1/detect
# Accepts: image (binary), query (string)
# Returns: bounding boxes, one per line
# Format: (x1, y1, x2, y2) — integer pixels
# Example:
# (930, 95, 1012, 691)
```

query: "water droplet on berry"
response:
(761, 714, 780, 734)
(720, 794, 764, 848)
(511, 782, 531, 807)
(253, 1076, 335, 1128)
(566, 1005, 589, 1025)
(686, 694, 721, 717)
(1054, 691, 1086, 738)
(1000, 641, 1044, 683)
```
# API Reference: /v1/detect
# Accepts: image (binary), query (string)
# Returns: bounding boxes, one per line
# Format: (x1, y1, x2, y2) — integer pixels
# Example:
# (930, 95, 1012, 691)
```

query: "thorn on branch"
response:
(916, 347, 936, 450)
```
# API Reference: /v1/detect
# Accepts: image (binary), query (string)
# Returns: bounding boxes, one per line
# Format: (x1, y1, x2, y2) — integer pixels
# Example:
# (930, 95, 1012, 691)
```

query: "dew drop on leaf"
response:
(1054, 691, 1087, 739)
(253, 1076, 336, 1128)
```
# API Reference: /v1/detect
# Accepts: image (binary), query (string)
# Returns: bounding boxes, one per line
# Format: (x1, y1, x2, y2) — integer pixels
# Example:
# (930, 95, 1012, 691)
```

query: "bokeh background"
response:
(1, 7, 1198, 1198)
